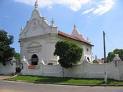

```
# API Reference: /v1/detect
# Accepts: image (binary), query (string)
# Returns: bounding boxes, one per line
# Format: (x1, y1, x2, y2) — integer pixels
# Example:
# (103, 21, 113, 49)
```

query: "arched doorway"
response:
(31, 54, 39, 65)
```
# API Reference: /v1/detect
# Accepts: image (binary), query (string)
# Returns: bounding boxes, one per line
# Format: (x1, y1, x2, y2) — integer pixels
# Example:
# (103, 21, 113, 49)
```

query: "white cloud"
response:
(83, 8, 95, 14)
(14, 0, 91, 11)
(83, 0, 115, 15)
(14, 0, 115, 15)
(59, 0, 91, 11)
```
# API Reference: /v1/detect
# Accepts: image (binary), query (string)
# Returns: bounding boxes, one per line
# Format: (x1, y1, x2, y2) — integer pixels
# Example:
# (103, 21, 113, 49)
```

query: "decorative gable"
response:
(20, 8, 52, 39)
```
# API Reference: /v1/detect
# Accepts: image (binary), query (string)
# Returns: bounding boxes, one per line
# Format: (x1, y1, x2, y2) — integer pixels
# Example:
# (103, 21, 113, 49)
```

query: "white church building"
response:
(18, 1, 123, 80)
(19, 1, 93, 68)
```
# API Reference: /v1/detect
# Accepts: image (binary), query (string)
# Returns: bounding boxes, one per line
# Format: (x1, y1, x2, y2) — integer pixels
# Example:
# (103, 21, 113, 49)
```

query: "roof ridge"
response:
(58, 31, 93, 46)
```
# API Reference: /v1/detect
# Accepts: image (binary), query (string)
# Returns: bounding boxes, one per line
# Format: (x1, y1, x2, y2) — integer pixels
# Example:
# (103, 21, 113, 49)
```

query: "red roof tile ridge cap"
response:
(58, 31, 89, 42)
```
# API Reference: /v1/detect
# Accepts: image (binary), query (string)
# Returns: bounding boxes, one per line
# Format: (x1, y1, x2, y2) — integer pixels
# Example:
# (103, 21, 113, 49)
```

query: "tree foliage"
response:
(107, 49, 123, 62)
(0, 30, 15, 65)
(54, 41, 83, 68)
(14, 52, 20, 61)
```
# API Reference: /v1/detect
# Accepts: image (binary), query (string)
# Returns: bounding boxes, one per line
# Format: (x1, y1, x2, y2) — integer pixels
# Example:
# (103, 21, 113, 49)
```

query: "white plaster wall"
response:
(117, 61, 123, 80)
(58, 36, 92, 62)
(21, 62, 62, 77)
(82, 62, 118, 79)
(21, 60, 123, 80)
(42, 65, 62, 77)
(44, 42, 57, 63)
(62, 62, 120, 80)
(82, 44, 93, 61)
(62, 62, 119, 80)
(21, 38, 46, 64)
(0, 63, 16, 75)
(21, 62, 42, 76)
(63, 65, 83, 78)
(20, 34, 58, 65)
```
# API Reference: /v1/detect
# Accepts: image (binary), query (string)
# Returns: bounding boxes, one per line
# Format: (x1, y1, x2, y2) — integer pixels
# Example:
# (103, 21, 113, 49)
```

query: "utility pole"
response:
(103, 31, 106, 63)
(103, 31, 107, 84)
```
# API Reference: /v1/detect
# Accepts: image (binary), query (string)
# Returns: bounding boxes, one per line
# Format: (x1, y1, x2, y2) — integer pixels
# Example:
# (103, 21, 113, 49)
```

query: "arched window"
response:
(31, 54, 39, 65)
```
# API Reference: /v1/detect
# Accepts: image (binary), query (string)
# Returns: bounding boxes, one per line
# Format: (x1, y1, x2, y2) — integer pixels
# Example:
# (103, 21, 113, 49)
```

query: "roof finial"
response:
(51, 18, 54, 27)
(72, 24, 80, 36)
(35, 0, 38, 9)
(72, 24, 78, 34)
(74, 24, 76, 30)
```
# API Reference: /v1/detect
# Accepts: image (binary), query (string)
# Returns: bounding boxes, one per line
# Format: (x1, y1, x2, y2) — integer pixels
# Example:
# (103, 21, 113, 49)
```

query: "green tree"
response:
(107, 49, 123, 62)
(14, 52, 20, 61)
(0, 30, 15, 65)
(113, 49, 123, 60)
(107, 52, 115, 62)
(54, 41, 83, 68)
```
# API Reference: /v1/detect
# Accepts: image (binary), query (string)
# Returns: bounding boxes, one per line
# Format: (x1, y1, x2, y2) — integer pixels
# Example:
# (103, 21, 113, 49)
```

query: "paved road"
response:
(0, 81, 123, 92)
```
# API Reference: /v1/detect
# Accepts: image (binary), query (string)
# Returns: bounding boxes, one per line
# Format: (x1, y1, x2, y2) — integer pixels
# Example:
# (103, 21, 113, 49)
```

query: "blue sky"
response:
(0, 0, 123, 58)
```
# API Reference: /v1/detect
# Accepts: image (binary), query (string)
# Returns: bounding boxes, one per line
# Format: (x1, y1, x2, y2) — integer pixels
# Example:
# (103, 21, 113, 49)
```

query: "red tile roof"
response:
(58, 31, 93, 46)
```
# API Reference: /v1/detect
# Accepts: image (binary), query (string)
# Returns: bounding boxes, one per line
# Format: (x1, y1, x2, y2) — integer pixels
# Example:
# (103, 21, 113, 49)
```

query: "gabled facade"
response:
(19, 1, 93, 68)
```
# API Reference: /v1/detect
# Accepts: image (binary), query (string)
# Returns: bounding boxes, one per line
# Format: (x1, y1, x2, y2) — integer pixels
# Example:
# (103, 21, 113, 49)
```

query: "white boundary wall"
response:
(21, 61, 123, 80)
(0, 63, 16, 75)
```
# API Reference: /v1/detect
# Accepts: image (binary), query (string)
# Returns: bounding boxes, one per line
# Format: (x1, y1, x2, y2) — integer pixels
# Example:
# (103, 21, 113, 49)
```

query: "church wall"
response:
(21, 62, 63, 77)
(44, 42, 56, 63)
(62, 61, 121, 80)
(21, 61, 123, 80)
(58, 35, 92, 61)
(42, 64, 62, 77)
(82, 62, 118, 79)
(20, 33, 58, 65)
(20, 37, 44, 64)
(117, 62, 123, 80)
(43, 35, 58, 64)
(82, 44, 93, 62)
(0, 63, 16, 75)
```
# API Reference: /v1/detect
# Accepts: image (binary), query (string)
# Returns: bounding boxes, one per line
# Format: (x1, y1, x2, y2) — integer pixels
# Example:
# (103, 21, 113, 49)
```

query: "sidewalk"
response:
(0, 75, 12, 80)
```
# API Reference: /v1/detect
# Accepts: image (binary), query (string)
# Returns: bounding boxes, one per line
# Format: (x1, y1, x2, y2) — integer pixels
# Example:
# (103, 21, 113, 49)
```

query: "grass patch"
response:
(7, 75, 123, 86)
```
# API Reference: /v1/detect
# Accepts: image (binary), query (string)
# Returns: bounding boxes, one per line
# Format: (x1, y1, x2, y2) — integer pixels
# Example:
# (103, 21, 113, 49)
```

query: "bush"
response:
(54, 41, 83, 68)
